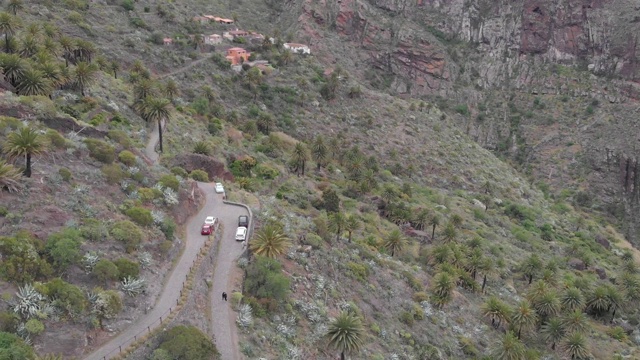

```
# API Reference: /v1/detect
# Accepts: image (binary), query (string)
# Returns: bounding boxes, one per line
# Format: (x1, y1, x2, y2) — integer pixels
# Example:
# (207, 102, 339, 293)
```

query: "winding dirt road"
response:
(83, 123, 245, 360)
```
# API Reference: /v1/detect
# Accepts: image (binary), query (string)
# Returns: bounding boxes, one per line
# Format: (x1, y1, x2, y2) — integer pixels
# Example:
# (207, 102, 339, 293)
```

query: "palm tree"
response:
(561, 332, 590, 360)
(73, 39, 95, 63)
(491, 331, 526, 360)
(562, 309, 589, 334)
(605, 285, 623, 320)
(441, 222, 457, 243)
(359, 169, 377, 193)
(72, 61, 98, 96)
(249, 224, 291, 258)
(532, 291, 561, 320)
(192, 141, 210, 155)
(510, 300, 537, 339)
(291, 142, 309, 176)
(540, 318, 564, 350)
(326, 312, 364, 360)
(412, 208, 430, 231)
(521, 254, 543, 284)
(38, 61, 64, 89)
(19, 34, 39, 58)
(201, 85, 215, 102)
(561, 287, 585, 312)
(479, 257, 495, 293)
(328, 212, 346, 242)
(256, 113, 274, 134)
(164, 79, 179, 101)
(0, 12, 18, 53)
(465, 248, 483, 280)
(191, 33, 203, 50)
(428, 213, 440, 240)
(109, 60, 119, 79)
(41, 23, 59, 39)
(383, 228, 406, 257)
(482, 296, 511, 329)
(133, 78, 156, 103)
(311, 135, 328, 171)
(450, 214, 463, 228)
(0, 53, 25, 86)
(58, 36, 74, 67)
(138, 97, 171, 153)
(344, 214, 360, 243)
(3, 126, 47, 178)
(279, 49, 293, 66)
(6, 0, 23, 15)
(245, 66, 263, 99)
(42, 38, 59, 57)
(430, 271, 455, 308)
(0, 160, 23, 192)
(16, 68, 52, 96)
(586, 285, 610, 316)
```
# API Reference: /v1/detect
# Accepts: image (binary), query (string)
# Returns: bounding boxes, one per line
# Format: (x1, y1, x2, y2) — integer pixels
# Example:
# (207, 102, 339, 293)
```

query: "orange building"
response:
(225, 47, 250, 65)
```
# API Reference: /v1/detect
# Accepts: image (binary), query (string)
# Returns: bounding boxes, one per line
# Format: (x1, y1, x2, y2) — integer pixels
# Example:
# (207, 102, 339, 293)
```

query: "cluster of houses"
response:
(160, 14, 312, 71)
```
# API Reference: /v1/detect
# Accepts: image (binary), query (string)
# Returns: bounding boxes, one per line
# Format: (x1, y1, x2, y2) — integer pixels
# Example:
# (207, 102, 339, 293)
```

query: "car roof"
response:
(236, 227, 246, 233)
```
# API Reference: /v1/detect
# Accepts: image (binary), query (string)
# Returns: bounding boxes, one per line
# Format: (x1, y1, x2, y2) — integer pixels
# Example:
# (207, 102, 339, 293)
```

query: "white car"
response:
(215, 182, 224, 194)
(235, 227, 247, 241)
(204, 216, 217, 226)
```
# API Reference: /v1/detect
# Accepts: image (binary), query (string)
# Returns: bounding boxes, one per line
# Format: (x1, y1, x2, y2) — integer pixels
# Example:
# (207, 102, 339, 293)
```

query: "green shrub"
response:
(158, 174, 180, 191)
(125, 206, 153, 226)
(130, 17, 148, 29)
(58, 168, 72, 182)
(107, 129, 132, 148)
(0, 332, 34, 359)
(0, 207, 6, 217)
(301, 233, 323, 248)
(170, 167, 188, 178)
(45, 228, 83, 270)
(121, 0, 134, 11)
(80, 219, 108, 241)
(255, 164, 279, 180)
(159, 326, 218, 360)
(101, 163, 125, 184)
(37, 278, 86, 316)
(159, 240, 172, 254)
(85, 139, 116, 163)
(412, 291, 429, 302)
(0, 312, 19, 332)
(245, 257, 290, 303)
(230, 157, 257, 177)
(208, 118, 222, 135)
(399, 311, 414, 326)
(114, 258, 140, 280)
(403, 271, 423, 291)
(93, 259, 119, 283)
(458, 336, 479, 356)
(138, 187, 163, 203)
(46, 129, 67, 148)
(346, 262, 369, 282)
(118, 150, 137, 166)
(189, 169, 209, 182)
(110, 220, 143, 252)
(160, 218, 176, 240)
(412, 303, 424, 320)
(454, 104, 469, 116)
(67, 11, 83, 24)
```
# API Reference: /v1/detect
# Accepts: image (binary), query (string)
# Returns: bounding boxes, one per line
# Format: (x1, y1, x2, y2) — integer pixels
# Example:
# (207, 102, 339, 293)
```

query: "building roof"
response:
(227, 47, 247, 51)
(284, 43, 308, 48)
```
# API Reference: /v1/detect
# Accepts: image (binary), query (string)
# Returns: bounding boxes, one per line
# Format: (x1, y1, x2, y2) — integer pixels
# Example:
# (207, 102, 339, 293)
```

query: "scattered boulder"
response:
(568, 258, 586, 271)
(172, 154, 234, 182)
(472, 199, 486, 210)
(594, 267, 607, 280)
(595, 234, 611, 249)
(40, 116, 107, 139)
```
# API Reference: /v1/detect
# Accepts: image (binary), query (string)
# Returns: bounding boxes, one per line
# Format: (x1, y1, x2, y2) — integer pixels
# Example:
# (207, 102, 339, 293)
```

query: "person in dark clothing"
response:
(222, 292, 227, 301)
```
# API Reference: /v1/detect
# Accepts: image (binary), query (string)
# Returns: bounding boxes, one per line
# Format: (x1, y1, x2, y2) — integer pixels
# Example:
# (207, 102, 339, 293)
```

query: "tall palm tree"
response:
(562, 309, 589, 334)
(291, 142, 309, 176)
(412, 208, 430, 231)
(58, 35, 74, 67)
(532, 291, 561, 320)
(561, 287, 585, 312)
(41, 23, 60, 39)
(133, 78, 157, 103)
(245, 66, 263, 99)
(25, 23, 40, 37)
(16, 68, 52, 96)
(19, 34, 39, 58)
(540, 318, 564, 350)
(163, 79, 179, 101)
(0, 12, 18, 53)
(139, 97, 171, 153)
(249, 224, 291, 258)
(42, 38, 60, 57)
(326, 312, 364, 360)
(344, 214, 360, 243)
(491, 331, 526, 360)
(304, 132, 335, 161)
(201, 85, 215, 102)
(383, 228, 406, 257)
(256, 113, 274, 134)
(605, 285, 623, 319)
(465, 248, 483, 281)
(430, 271, 455, 308)
(479, 257, 495, 293)
(3, 126, 47, 178)
(6, 0, 23, 15)
(521, 254, 543, 284)
(72, 61, 98, 96)
(73, 39, 95, 63)
(441, 222, 457, 243)
(38, 61, 64, 89)
(0, 53, 25, 86)
(109, 60, 119, 79)
(428, 213, 440, 240)
(279, 49, 293, 66)
(586, 285, 610, 316)
(328, 212, 346, 242)
(0, 160, 23, 192)
(482, 296, 511, 329)
(510, 300, 537, 339)
(561, 332, 590, 360)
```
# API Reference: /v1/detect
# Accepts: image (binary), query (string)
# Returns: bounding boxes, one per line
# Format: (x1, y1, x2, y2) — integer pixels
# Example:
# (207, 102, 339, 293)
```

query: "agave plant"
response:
(163, 187, 178, 205)
(120, 276, 146, 297)
(138, 251, 153, 269)
(151, 210, 165, 225)
(82, 252, 99, 273)
(12, 284, 44, 319)
(236, 303, 253, 328)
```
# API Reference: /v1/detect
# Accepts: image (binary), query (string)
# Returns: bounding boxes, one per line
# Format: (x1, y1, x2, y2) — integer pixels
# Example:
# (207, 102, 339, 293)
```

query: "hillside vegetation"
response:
(0, 0, 639, 359)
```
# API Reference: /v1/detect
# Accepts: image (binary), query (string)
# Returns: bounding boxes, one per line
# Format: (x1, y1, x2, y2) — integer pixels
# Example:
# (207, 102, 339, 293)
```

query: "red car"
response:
(201, 224, 213, 235)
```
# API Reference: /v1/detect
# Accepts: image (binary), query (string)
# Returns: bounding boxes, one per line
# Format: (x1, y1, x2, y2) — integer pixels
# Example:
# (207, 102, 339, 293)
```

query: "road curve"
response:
(84, 122, 246, 359)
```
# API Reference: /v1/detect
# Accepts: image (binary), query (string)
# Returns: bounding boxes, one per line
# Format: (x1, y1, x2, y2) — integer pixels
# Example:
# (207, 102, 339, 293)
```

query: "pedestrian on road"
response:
(222, 292, 227, 301)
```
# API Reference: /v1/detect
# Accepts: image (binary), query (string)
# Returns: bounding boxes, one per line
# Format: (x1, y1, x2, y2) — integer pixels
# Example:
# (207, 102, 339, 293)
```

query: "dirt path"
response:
(157, 55, 211, 80)
(143, 120, 162, 163)
(84, 124, 246, 360)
